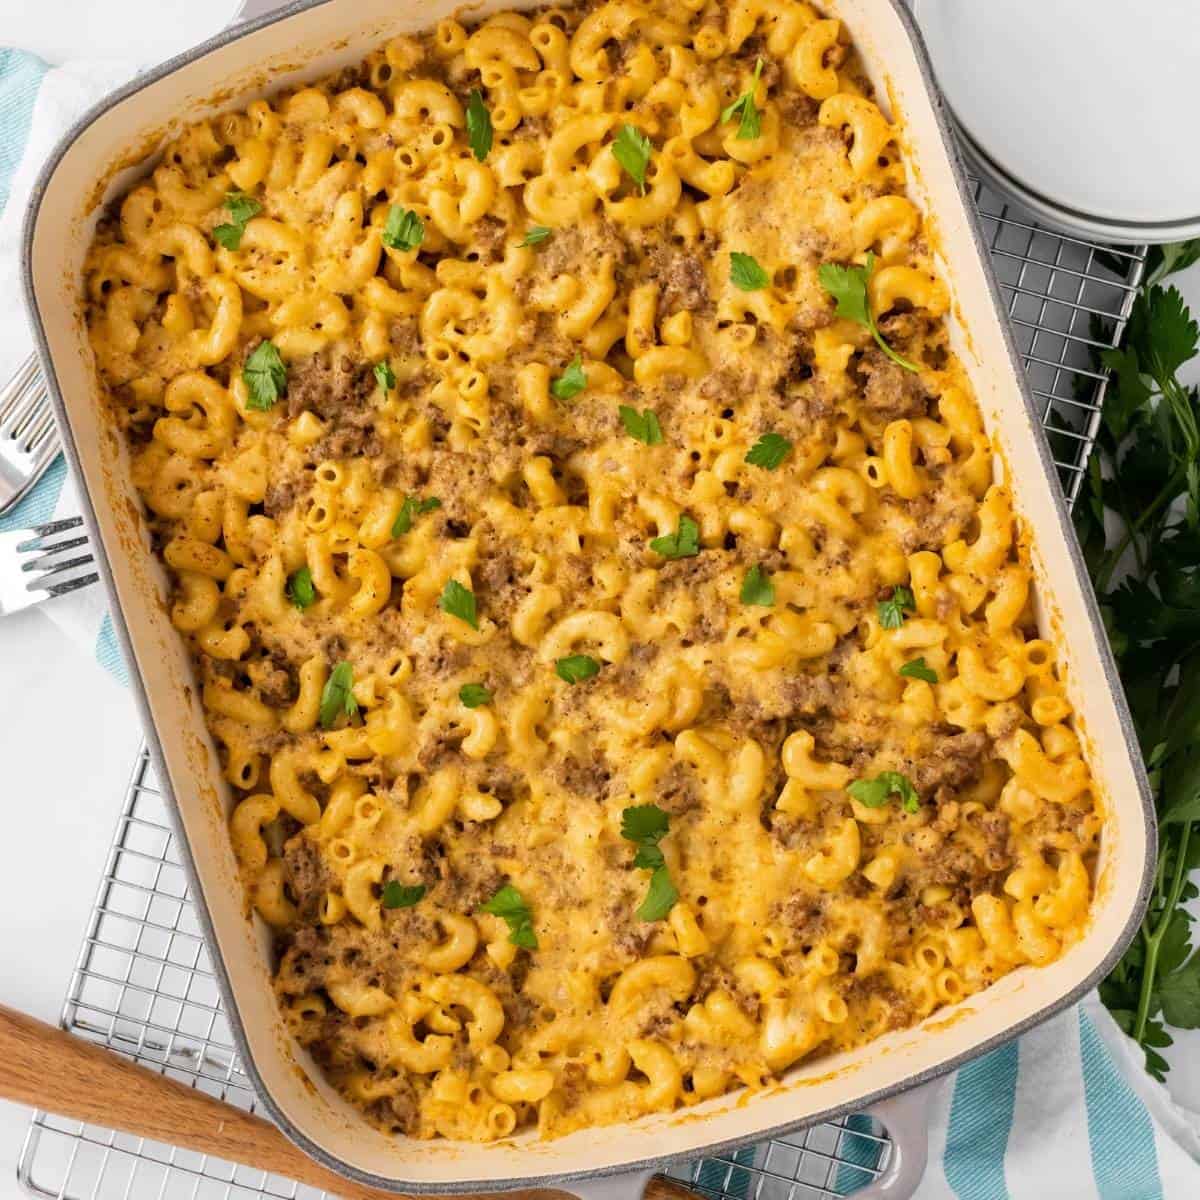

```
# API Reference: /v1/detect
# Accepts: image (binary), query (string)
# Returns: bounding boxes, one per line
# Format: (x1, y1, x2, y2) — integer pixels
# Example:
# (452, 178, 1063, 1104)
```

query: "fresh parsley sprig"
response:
(466, 89, 493, 161)
(612, 123, 652, 193)
(391, 494, 441, 537)
(721, 57, 765, 140)
(319, 662, 358, 729)
(382, 205, 424, 252)
(212, 190, 261, 250)
(650, 514, 700, 560)
(551, 356, 587, 401)
(818, 252, 918, 372)
(382, 882, 425, 909)
(877, 585, 915, 630)
(619, 405, 663, 445)
(438, 579, 478, 629)
(243, 341, 287, 411)
(848, 771, 920, 815)
(481, 884, 537, 948)
(1075, 241, 1200, 1080)
(621, 804, 678, 921)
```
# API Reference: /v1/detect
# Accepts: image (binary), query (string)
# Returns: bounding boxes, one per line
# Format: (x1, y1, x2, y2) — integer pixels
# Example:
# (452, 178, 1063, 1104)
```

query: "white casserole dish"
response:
(22, 1, 1156, 1195)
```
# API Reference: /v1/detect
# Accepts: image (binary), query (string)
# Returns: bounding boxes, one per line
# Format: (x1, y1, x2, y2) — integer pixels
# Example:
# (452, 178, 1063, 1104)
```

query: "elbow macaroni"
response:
(86, 0, 1102, 1145)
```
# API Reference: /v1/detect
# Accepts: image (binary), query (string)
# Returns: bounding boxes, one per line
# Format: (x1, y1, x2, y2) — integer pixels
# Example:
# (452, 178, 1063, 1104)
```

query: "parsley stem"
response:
(1095, 470, 1182, 593)
(1134, 822, 1192, 1044)
(870, 325, 918, 373)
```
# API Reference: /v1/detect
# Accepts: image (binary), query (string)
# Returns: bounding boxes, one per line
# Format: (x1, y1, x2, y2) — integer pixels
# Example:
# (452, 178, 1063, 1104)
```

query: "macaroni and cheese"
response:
(83, 0, 1103, 1142)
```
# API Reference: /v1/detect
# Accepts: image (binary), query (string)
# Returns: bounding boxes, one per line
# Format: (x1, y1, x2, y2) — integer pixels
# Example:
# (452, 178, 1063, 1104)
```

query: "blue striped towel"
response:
(3, 47, 1200, 1200)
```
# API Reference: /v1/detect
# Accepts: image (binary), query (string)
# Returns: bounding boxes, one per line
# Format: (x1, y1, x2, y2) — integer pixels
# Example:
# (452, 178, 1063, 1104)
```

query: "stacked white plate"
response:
(910, 0, 1200, 243)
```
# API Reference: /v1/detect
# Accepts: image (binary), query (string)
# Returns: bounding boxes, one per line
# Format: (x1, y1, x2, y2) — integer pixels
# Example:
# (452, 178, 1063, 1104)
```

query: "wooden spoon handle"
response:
(0, 1003, 697, 1200)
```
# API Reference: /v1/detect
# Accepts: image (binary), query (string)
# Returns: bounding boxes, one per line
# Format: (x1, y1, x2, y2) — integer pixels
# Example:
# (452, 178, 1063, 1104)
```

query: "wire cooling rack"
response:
(18, 180, 1147, 1200)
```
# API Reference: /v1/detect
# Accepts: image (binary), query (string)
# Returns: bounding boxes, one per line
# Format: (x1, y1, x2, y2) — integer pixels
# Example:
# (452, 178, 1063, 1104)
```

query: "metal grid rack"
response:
(18, 180, 1147, 1200)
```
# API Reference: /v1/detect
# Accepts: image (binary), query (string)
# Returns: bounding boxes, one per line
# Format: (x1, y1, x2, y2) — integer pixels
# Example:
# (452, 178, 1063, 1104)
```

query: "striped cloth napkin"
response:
(3, 45, 1200, 1200)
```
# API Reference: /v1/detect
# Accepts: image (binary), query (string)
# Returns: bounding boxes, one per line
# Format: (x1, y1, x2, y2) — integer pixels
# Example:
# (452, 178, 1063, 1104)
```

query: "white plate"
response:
(912, 0, 1200, 243)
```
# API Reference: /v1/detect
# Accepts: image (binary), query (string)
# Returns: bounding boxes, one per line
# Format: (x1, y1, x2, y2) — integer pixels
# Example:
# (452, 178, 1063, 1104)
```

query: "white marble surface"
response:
(0, 3, 1198, 1195)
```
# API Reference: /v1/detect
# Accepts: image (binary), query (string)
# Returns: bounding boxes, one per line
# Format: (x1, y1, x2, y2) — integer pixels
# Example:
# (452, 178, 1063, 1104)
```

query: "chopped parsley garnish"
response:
(721, 57, 765, 140)
(212, 189, 261, 250)
(740, 563, 775, 607)
(522, 225, 552, 246)
(243, 340, 287, 411)
(556, 654, 600, 684)
(744, 432, 793, 470)
(391, 494, 441, 537)
(877, 586, 915, 630)
(818, 252, 918, 372)
(551, 355, 587, 401)
(374, 361, 395, 391)
(899, 656, 938, 683)
(286, 566, 315, 610)
(730, 251, 771, 291)
(848, 771, 921, 815)
(382, 205, 424, 252)
(619, 405, 664, 445)
(438, 579, 478, 629)
(481, 884, 537, 948)
(381, 882, 425, 909)
(620, 804, 678, 921)
(650, 513, 700, 560)
(459, 682, 493, 708)
(466, 89, 493, 161)
(319, 662, 358, 729)
(612, 123, 652, 193)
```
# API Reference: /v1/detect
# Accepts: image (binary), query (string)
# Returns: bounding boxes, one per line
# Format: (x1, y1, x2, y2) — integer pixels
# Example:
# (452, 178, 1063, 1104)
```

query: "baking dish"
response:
(21, 0, 1156, 1195)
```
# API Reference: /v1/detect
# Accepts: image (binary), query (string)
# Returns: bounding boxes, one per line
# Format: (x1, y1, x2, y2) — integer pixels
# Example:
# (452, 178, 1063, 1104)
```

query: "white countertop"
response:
(1, 2, 1199, 1193)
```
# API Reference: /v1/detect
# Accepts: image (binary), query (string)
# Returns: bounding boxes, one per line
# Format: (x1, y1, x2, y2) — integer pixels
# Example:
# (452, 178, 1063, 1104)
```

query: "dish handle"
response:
(567, 1083, 933, 1200)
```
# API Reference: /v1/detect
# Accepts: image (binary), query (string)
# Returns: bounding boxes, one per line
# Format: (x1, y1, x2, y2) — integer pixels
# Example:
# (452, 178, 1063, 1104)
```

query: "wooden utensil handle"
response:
(0, 1004, 695, 1200)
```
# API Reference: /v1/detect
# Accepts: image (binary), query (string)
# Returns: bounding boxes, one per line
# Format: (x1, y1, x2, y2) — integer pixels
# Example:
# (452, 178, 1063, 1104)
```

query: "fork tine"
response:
(6, 388, 51, 444)
(41, 571, 101, 599)
(19, 516, 85, 545)
(0, 354, 40, 427)
(21, 536, 90, 566)
(20, 406, 55, 452)
(25, 552, 95, 579)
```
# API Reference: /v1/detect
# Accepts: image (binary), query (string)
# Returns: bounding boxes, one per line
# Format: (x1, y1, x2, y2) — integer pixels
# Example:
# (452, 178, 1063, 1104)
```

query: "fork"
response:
(0, 517, 99, 616)
(0, 352, 60, 517)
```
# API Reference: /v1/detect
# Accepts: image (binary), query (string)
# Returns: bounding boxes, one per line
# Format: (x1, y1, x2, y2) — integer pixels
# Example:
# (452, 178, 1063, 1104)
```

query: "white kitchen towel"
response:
(0, 51, 136, 679)
(3, 42, 1200, 1200)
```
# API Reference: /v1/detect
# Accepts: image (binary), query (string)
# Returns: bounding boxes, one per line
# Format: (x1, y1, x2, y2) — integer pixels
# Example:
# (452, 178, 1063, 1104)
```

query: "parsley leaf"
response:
(381, 882, 425, 909)
(620, 805, 677, 921)
(522, 226, 552, 246)
(740, 563, 775, 607)
(621, 804, 670, 845)
(481, 884, 537, 948)
(730, 251, 770, 291)
(466, 89, 493, 162)
(438, 579, 478, 629)
(459, 682, 492, 708)
(638, 866, 679, 922)
(286, 566, 316, 610)
(619, 405, 664, 445)
(319, 662, 359, 729)
(612, 123, 652, 193)
(877, 585, 915, 630)
(650, 513, 700, 560)
(391, 494, 441, 537)
(848, 771, 921, 815)
(745, 432, 792, 470)
(243, 340, 287, 411)
(720, 57, 765, 140)
(899, 656, 937, 683)
(551, 355, 587, 401)
(212, 190, 261, 250)
(818, 252, 918, 372)
(382, 205, 424, 252)
(556, 654, 600, 684)
(374, 361, 395, 391)
(1160, 950, 1200, 1028)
